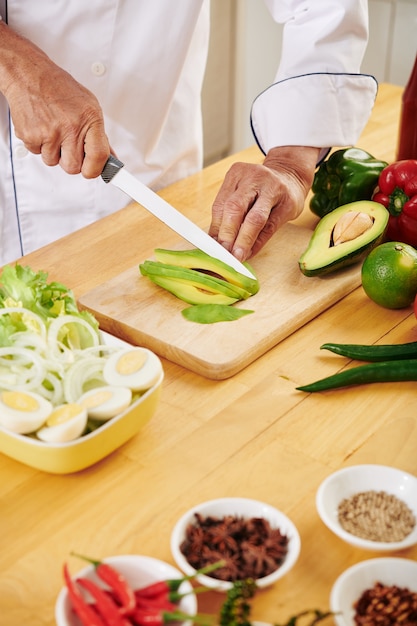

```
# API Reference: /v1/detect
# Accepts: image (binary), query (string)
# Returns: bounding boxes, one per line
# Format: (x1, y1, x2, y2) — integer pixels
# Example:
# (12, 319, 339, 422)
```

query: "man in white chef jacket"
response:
(0, 0, 376, 266)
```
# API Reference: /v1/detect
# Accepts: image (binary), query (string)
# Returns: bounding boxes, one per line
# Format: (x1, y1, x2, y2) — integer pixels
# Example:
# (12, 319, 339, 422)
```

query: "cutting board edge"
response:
(78, 303, 251, 379)
(79, 282, 359, 380)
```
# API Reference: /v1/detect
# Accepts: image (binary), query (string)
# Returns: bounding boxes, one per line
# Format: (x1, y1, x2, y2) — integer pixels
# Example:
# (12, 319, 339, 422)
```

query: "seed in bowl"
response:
(179, 513, 289, 581)
(337, 490, 416, 543)
(353, 581, 417, 625)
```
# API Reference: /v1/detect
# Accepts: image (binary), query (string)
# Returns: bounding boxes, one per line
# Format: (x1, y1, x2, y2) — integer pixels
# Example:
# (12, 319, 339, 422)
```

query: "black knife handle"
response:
(101, 155, 125, 183)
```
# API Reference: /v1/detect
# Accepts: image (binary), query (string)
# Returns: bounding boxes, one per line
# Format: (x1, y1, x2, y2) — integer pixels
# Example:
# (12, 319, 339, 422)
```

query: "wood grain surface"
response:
(2, 84, 417, 626)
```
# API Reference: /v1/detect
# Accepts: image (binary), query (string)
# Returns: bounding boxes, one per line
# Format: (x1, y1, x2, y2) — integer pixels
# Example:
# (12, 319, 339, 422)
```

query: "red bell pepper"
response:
(373, 159, 417, 246)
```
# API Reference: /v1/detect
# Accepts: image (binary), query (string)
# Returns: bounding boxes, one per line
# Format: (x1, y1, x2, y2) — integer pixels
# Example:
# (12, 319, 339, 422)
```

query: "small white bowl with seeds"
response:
(316, 464, 417, 551)
(330, 557, 417, 626)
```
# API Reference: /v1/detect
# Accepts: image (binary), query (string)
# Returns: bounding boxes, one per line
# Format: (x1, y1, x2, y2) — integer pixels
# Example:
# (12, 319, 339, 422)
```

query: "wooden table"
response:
(1, 83, 416, 626)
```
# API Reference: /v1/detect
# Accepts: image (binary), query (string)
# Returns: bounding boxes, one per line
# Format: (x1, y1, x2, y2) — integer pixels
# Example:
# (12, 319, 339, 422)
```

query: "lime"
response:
(361, 241, 417, 309)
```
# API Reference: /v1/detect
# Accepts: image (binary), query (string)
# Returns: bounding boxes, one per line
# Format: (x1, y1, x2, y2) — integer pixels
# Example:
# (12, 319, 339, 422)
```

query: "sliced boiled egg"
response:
(0, 390, 53, 434)
(103, 347, 162, 391)
(78, 385, 132, 420)
(36, 403, 88, 443)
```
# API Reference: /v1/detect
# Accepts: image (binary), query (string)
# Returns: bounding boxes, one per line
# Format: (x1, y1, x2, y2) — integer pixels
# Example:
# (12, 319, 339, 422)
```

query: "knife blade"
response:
(101, 155, 256, 280)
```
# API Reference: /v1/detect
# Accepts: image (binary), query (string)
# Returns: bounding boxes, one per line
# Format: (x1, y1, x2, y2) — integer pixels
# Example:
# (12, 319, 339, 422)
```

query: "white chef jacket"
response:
(0, 0, 376, 265)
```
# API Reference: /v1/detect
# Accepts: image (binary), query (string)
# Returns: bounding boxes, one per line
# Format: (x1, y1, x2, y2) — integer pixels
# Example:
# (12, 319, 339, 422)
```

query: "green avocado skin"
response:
(299, 234, 386, 277)
(153, 247, 259, 295)
(139, 248, 260, 307)
(299, 201, 389, 277)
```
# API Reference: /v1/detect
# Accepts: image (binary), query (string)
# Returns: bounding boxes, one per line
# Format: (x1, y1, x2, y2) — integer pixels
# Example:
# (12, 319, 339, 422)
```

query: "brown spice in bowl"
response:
(179, 513, 289, 581)
(354, 581, 417, 625)
(338, 490, 416, 543)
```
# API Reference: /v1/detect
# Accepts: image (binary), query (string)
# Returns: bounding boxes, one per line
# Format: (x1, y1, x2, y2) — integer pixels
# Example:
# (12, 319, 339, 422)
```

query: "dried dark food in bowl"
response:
(179, 513, 289, 581)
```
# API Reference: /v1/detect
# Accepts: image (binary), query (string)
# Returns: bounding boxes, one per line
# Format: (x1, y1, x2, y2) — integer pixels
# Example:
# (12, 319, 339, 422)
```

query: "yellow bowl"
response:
(0, 333, 163, 473)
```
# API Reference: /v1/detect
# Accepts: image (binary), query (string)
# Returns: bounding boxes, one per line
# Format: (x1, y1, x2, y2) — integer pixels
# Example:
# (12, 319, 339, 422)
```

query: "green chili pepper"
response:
(310, 147, 388, 218)
(320, 340, 417, 362)
(297, 359, 417, 392)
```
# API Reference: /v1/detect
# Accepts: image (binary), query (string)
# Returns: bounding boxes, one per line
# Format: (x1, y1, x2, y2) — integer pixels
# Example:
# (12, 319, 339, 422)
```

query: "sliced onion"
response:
(77, 344, 121, 358)
(10, 330, 48, 352)
(47, 315, 100, 356)
(0, 307, 138, 441)
(38, 372, 65, 405)
(0, 347, 46, 391)
(63, 356, 106, 403)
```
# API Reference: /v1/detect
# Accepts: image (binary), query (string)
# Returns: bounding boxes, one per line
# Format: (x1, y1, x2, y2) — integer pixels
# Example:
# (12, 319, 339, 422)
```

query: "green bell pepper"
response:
(310, 147, 388, 218)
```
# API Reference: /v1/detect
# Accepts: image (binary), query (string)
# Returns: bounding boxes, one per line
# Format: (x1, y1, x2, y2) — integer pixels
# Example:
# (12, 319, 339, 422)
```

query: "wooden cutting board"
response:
(78, 222, 362, 379)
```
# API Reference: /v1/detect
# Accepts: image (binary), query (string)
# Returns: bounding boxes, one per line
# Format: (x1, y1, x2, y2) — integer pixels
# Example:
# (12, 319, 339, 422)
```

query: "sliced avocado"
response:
(299, 200, 389, 277)
(181, 304, 254, 323)
(139, 260, 251, 304)
(141, 273, 240, 305)
(153, 248, 259, 295)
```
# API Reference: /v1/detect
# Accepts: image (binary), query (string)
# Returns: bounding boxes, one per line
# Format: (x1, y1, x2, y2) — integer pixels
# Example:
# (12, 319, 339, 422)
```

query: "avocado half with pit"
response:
(298, 200, 389, 277)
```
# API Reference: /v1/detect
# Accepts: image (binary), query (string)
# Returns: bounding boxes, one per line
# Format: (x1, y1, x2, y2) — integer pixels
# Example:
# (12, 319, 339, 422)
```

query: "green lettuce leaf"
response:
(0, 264, 99, 345)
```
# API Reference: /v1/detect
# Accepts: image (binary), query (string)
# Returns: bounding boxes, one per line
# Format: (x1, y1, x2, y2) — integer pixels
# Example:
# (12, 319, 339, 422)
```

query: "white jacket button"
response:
(91, 61, 106, 76)
(15, 144, 28, 158)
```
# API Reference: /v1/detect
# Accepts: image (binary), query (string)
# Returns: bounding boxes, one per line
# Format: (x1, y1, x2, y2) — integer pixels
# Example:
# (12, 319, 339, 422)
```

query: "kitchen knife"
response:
(101, 155, 256, 280)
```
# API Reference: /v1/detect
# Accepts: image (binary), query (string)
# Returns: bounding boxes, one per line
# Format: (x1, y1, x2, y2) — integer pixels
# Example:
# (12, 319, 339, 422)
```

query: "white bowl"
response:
(330, 557, 417, 626)
(316, 464, 417, 551)
(55, 555, 197, 626)
(170, 497, 301, 592)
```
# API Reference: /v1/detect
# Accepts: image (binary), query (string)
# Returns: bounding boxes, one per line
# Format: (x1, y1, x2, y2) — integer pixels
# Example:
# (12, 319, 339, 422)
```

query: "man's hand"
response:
(0, 22, 110, 178)
(209, 146, 320, 261)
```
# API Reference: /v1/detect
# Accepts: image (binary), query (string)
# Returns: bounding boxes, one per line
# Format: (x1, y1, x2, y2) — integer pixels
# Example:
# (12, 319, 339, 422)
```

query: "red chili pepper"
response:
(63, 563, 107, 626)
(134, 593, 178, 613)
(77, 577, 131, 626)
(138, 589, 183, 606)
(137, 584, 209, 608)
(373, 159, 417, 246)
(134, 580, 180, 599)
(71, 553, 136, 616)
(135, 561, 224, 598)
(130, 607, 193, 626)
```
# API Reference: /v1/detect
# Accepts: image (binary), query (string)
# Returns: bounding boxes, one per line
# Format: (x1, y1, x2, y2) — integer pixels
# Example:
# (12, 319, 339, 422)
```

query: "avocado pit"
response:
(332, 210, 374, 246)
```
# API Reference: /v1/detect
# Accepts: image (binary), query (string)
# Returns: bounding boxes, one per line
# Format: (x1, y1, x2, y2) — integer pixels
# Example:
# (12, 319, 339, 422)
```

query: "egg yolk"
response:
(81, 390, 113, 409)
(116, 350, 147, 375)
(1, 391, 39, 412)
(46, 404, 83, 426)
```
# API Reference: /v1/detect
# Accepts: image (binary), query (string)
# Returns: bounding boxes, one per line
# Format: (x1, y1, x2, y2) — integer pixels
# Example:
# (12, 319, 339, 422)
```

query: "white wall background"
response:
(202, 0, 417, 163)
(362, 0, 417, 86)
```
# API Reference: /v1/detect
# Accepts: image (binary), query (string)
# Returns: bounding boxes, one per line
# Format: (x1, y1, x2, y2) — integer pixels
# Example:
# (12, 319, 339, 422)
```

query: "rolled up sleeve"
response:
(251, 0, 376, 160)
(251, 72, 377, 160)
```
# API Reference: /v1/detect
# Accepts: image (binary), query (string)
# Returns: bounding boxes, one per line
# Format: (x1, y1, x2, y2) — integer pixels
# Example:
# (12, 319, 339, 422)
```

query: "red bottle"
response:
(396, 52, 417, 161)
